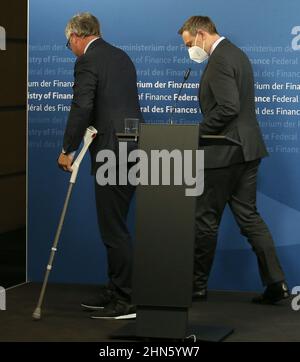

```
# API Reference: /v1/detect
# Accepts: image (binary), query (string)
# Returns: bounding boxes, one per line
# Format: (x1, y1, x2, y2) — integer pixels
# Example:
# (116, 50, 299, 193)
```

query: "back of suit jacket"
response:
(63, 38, 143, 174)
(198, 38, 268, 169)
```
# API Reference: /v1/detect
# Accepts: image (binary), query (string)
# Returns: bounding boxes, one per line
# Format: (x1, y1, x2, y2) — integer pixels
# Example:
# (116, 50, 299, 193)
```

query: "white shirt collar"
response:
(210, 36, 225, 55)
(84, 37, 100, 54)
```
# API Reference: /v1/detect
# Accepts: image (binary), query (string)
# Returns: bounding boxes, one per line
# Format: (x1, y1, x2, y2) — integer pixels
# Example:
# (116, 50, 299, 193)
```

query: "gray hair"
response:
(65, 12, 101, 39)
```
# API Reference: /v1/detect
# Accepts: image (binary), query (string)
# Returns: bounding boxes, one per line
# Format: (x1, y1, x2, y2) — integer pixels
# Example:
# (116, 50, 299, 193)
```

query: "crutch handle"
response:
(70, 126, 98, 184)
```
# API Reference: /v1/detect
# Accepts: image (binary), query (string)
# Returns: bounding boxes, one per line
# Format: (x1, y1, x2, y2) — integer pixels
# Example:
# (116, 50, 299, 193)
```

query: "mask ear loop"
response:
(194, 33, 199, 46)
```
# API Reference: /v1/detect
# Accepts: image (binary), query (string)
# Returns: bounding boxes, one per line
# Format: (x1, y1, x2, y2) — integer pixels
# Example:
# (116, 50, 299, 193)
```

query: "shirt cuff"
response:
(62, 148, 76, 157)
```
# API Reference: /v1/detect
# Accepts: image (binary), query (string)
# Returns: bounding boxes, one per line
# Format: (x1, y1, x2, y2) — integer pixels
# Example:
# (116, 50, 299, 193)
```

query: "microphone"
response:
(169, 67, 191, 124)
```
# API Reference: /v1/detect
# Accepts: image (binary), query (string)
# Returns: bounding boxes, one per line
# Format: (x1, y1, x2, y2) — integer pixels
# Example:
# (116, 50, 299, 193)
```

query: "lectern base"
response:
(110, 322, 233, 342)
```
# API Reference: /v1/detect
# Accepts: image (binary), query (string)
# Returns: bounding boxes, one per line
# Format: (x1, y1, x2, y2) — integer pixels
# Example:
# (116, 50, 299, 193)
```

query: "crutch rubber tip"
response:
(32, 308, 41, 320)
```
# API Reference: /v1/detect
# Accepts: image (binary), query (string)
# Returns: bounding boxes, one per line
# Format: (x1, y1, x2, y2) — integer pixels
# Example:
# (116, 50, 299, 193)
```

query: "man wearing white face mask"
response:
(187, 32, 210, 64)
(178, 16, 290, 305)
(58, 13, 142, 320)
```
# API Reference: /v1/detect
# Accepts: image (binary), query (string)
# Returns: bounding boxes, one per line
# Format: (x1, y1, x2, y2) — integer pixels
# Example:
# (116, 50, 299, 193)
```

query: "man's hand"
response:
(57, 153, 74, 172)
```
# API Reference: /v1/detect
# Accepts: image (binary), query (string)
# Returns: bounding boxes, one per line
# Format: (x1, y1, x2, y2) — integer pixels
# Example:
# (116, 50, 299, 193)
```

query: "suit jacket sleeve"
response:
(199, 57, 240, 135)
(63, 55, 97, 153)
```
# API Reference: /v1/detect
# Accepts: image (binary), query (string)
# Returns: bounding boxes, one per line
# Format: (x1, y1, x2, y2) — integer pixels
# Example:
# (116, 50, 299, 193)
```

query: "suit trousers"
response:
(94, 142, 136, 300)
(194, 159, 285, 290)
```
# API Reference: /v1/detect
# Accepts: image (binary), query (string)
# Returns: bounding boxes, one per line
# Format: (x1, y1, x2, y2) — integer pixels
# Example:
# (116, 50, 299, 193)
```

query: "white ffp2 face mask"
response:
(188, 34, 209, 63)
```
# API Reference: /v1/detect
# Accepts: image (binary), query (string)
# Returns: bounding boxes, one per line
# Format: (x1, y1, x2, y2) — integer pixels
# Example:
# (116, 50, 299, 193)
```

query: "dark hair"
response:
(178, 16, 218, 36)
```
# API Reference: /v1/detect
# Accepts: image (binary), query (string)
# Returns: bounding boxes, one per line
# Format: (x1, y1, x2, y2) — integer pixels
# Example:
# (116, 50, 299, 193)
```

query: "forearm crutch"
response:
(32, 126, 98, 320)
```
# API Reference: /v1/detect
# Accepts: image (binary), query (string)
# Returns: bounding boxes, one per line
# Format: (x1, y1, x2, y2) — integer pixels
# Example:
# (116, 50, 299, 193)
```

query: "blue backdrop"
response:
(28, 0, 300, 291)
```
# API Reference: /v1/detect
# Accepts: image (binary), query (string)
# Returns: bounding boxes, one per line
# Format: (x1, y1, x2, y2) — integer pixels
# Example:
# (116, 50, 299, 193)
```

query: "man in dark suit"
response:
(58, 13, 142, 319)
(178, 16, 290, 304)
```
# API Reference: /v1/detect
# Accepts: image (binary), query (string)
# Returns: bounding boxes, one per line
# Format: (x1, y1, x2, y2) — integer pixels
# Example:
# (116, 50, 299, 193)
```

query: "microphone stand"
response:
(169, 67, 191, 125)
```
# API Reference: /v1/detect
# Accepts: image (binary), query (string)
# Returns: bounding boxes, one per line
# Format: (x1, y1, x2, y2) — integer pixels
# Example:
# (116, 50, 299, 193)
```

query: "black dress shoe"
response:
(192, 289, 208, 301)
(252, 281, 290, 305)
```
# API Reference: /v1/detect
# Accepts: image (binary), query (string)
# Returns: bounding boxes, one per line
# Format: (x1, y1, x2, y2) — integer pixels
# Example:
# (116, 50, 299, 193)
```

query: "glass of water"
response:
(124, 118, 139, 134)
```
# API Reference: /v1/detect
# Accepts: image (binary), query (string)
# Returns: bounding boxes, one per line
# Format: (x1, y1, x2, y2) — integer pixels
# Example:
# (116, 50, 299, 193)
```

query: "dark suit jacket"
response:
(63, 38, 143, 174)
(198, 38, 268, 169)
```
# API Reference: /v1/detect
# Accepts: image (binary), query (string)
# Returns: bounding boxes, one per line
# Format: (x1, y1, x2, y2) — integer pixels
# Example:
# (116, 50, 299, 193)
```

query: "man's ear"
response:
(197, 29, 206, 39)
